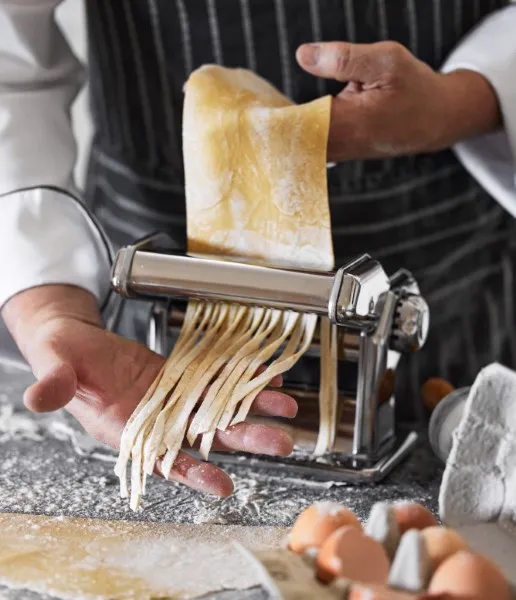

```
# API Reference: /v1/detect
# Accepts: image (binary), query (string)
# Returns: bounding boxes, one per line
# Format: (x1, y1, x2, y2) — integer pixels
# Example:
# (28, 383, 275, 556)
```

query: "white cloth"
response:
(0, 0, 112, 313)
(0, 1, 515, 318)
(442, 4, 516, 220)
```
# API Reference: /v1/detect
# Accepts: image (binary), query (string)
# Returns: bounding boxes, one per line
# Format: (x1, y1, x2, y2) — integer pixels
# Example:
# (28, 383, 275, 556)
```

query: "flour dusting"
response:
(314, 501, 348, 517)
(0, 360, 440, 532)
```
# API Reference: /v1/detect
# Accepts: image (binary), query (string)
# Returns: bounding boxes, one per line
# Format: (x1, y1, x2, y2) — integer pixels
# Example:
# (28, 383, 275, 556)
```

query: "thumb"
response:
(24, 347, 77, 413)
(296, 41, 406, 84)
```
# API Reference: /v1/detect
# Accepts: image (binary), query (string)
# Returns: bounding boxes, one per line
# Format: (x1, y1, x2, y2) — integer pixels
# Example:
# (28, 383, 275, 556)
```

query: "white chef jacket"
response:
(0, 2, 515, 350)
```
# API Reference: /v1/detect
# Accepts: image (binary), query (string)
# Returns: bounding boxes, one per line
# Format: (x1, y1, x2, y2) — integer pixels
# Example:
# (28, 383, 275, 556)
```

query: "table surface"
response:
(0, 361, 443, 599)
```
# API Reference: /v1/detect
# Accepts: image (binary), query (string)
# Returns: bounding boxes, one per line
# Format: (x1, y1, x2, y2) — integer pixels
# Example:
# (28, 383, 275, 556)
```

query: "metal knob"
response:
(390, 294, 430, 353)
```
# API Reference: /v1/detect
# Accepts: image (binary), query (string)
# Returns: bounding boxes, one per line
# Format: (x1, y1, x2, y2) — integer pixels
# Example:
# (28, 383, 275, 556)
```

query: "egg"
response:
(429, 550, 510, 599)
(392, 502, 438, 534)
(421, 526, 468, 569)
(316, 525, 390, 585)
(421, 377, 455, 411)
(288, 502, 361, 553)
(347, 583, 419, 599)
(378, 369, 396, 404)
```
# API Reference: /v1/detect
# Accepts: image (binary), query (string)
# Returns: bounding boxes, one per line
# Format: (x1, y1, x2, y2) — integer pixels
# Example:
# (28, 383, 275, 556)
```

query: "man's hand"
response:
(2, 285, 297, 497)
(296, 41, 501, 162)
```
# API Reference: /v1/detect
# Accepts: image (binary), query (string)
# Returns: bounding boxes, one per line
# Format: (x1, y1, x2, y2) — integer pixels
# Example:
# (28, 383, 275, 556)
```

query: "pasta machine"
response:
(111, 232, 430, 483)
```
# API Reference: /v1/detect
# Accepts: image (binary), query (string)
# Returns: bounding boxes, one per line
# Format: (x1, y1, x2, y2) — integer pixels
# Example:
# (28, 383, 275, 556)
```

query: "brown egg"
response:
(392, 502, 438, 534)
(316, 525, 390, 585)
(421, 378, 455, 411)
(421, 526, 468, 570)
(378, 369, 396, 404)
(429, 551, 510, 600)
(347, 583, 421, 599)
(288, 502, 361, 553)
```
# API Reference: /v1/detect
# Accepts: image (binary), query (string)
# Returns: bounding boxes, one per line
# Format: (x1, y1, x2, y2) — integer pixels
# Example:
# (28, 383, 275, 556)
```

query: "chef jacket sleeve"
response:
(442, 4, 516, 219)
(0, 0, 112, 311)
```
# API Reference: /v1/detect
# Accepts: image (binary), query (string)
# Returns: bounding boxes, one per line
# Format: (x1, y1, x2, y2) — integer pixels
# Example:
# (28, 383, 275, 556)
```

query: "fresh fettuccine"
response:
(116, 65, 338, 510)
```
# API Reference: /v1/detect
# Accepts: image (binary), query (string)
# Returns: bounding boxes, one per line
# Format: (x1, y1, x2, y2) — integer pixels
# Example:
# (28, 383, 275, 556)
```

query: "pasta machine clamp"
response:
(111, 232, 430, 483)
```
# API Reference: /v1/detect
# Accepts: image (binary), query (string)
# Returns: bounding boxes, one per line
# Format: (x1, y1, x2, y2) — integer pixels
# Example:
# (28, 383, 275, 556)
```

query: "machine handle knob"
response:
(390, 294, 430, 353)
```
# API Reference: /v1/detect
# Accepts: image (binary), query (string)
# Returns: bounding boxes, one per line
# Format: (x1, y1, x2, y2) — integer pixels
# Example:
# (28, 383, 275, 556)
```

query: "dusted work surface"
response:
(0, 361, 442, 599)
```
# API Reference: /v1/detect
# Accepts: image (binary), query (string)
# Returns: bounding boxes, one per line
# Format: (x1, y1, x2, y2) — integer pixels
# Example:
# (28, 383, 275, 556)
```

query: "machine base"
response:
(204, 430, 419, 483)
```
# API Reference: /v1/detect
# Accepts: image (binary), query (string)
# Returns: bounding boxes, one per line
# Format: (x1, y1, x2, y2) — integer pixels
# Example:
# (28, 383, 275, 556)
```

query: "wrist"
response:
(435, 69, 501, 149)
(2, 285, 102, 355)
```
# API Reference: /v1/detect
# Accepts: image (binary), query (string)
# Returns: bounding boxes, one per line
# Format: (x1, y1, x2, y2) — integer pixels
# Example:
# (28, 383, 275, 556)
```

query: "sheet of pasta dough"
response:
(0, 513, 286, 600)
(183, 65, 334, 272)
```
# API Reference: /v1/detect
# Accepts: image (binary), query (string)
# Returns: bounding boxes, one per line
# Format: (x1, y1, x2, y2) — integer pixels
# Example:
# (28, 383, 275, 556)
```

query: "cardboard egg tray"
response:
(237, 501, 513, 600)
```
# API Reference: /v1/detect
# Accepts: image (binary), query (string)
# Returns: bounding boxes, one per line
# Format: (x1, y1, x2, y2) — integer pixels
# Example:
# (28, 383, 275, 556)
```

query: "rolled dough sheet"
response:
(0, 513, 286, 600)
(184, 65, 334, 271)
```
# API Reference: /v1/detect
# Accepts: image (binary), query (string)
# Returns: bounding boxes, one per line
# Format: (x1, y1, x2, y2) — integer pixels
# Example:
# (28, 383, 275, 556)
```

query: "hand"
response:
(296, 41, 501, 162)
(2, 285, 297, 497)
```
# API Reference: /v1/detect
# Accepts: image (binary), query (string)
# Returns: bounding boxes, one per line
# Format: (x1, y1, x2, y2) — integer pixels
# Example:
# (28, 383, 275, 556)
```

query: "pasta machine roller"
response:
(111, 232, 430, 482)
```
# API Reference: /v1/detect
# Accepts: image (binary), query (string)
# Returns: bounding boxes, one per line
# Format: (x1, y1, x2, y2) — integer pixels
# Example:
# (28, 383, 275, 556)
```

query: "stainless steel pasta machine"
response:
(111, 232, 430, 483)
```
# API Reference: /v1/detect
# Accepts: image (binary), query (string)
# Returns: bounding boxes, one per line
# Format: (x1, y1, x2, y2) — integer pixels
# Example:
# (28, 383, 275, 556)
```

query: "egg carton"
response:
(238, 504, 429, 599)
(237, 501, 515, 600)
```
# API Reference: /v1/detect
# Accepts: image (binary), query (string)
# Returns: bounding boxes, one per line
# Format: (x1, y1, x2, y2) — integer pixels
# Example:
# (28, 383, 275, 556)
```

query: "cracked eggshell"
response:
(288, 502, 361, 554)
(316, 525, 390, 585)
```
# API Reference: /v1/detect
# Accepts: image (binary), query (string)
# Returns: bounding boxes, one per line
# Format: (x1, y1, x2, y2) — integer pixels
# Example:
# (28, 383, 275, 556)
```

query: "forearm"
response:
(436, 69, 502, 150)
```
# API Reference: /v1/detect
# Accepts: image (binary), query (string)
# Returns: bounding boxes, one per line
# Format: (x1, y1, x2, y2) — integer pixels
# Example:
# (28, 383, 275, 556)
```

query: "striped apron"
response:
(83, 0, 515, 421)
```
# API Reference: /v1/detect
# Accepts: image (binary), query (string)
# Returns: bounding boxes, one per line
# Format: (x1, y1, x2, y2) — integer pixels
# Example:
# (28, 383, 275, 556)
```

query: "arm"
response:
(442, 5, 516, 218)
(0, 0, 112, 317)
(294, 12, 515, 169)
(296, 41, 502, 163)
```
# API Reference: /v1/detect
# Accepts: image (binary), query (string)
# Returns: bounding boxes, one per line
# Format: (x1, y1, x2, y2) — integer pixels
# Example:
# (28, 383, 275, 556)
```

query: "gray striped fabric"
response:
(83, 0, 515, 420)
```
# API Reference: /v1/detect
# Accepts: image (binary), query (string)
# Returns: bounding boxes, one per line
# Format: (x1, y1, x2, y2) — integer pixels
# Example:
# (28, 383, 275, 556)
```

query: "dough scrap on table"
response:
(116, 65, 338, 510)
(0, 512, 286, 600)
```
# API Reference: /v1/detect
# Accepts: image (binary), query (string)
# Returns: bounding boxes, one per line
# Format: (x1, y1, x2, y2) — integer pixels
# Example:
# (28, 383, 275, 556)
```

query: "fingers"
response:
(157, 422, 293, 496)
(199, 373, 286, 404)
(211, 365, 282, 387)
(249, 389, 298, 418)
(255, 365, 283, 388)
(296, 40, 409, 84)
(269, 373, 283, 387)
(207, 422, 294, 456)
(157, 451, 234, 497)
(159, 424, 291, 495)
(189, 389, 297, 454)
(24, 360, 77, 413)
